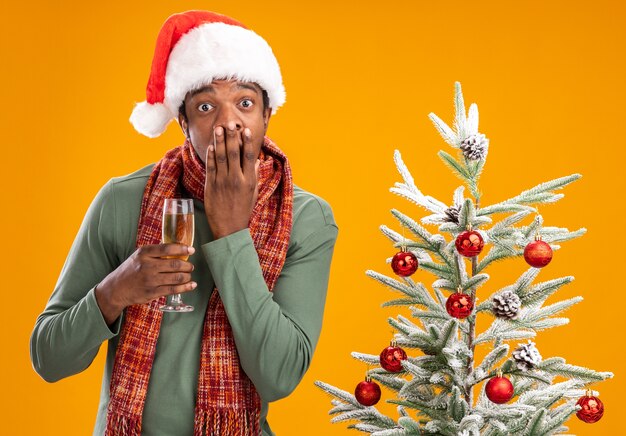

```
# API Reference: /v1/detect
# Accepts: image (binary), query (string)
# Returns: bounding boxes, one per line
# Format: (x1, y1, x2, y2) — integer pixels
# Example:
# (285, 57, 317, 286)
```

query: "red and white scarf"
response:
(105, 137, 293, 435)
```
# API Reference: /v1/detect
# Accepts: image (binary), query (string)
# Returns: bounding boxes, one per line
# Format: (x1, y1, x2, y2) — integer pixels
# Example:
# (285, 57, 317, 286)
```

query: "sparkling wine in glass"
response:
(159, 198, 195, 312)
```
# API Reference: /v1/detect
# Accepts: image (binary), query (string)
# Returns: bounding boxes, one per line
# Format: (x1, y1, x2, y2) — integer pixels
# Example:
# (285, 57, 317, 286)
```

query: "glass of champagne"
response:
(159, 198, 195, 312)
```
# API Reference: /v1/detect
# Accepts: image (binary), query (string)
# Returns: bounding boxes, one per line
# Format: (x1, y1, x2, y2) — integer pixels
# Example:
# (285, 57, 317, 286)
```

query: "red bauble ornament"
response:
(380, 343, 408, 372)
(576, 391, 604, 423)
(391, 249, 418, 276)
(524, 236, 553, 268)
(355, 377, 381, 406)
(455, 228, 484, 257)
(485, 375, 514, 404)
(446, 291, 474, 319)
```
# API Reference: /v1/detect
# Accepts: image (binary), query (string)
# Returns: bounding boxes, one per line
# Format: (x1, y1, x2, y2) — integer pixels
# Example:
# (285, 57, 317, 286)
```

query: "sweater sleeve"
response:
(202, 216, 338, 402)
(30, 181, 124, 383)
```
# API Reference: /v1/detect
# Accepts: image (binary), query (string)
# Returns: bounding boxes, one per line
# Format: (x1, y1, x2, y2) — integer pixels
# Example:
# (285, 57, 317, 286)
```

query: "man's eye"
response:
(198, 103, 213, 112)
(241, 99, 254, 108)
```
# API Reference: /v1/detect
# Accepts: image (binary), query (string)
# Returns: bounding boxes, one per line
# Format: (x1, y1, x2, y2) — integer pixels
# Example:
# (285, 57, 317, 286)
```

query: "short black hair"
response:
(178, 86, 270, 121)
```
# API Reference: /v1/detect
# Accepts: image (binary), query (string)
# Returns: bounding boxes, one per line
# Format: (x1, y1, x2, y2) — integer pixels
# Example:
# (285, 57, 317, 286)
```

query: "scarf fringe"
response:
(105, 411, 142, 436)
(194, 408, 261, 436)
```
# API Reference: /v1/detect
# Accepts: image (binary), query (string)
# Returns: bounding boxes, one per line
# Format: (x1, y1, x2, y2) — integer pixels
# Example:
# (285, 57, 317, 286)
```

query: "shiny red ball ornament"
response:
(355, 376, 381, 406)
(391, 249, 418, 276)
(380, 343, 408, 372)
(446, 291, 474, 319)
(576, 391, 604, 423)
(485, 375, 514, 404)
(455, 228, 484, 257)
(524, 236, 553, 268)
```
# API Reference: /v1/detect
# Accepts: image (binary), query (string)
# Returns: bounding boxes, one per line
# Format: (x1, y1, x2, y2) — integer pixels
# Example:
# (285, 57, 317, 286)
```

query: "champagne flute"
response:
(159, 198, 195, 312)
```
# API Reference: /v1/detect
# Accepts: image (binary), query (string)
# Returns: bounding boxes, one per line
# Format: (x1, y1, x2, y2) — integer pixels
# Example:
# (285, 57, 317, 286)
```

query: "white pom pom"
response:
(129, 101, 175, 138)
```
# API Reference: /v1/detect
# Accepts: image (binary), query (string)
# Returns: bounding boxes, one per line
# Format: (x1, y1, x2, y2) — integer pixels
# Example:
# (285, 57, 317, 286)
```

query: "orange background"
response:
(2, 1, 624, 434)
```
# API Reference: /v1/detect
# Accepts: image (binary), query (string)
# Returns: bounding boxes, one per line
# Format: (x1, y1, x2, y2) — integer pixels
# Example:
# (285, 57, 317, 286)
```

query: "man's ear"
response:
(263, 107, 271, 129)
(178, 113, 189, 137)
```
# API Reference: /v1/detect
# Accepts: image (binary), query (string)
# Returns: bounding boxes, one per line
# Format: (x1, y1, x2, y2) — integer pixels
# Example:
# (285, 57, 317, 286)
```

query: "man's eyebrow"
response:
(235, 82, 260, 93)
(188, 86, 214, 98)
(237, 82, 258, 92)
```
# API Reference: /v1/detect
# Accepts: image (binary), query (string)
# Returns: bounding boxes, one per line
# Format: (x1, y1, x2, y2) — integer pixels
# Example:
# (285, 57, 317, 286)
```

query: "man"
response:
(30, 10, 338, 436)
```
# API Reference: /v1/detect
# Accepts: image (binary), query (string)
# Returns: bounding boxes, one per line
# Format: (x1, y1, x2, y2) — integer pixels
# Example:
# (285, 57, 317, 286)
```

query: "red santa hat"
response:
(130, 10, 286, 138)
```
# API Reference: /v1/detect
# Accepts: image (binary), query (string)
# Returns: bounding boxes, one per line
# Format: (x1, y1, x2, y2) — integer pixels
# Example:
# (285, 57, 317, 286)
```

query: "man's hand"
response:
(205, 121, 260, 240)
(95, 244, 196, 325)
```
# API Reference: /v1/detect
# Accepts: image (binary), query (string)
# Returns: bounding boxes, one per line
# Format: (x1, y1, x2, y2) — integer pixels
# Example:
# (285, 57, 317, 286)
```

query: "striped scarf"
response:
(105, 137, 293, 435)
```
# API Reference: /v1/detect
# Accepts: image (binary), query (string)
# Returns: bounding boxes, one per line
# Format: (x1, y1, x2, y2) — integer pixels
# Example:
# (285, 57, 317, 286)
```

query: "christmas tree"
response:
(314, 83, 613, 435)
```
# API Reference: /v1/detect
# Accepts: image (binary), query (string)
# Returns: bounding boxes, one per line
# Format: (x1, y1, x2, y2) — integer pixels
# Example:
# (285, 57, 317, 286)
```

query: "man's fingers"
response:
(224, 121, 241, 174)
(206, 129, 217, 181)
(158, 257, 195, 273)
(241, 127, 256, 177)
(214, 125, 228, 173)
(141, 243, 195, 259)
(156, 281, 198, 297)
(156, 272, 193, 286)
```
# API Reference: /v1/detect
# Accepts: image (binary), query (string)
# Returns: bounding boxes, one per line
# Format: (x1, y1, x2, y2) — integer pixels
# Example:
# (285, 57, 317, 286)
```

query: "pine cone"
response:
(443, 204, 460, 224)
(492, 290, 521, 319)
(460, 133, 489, 160)
(513, 341, 542, 371)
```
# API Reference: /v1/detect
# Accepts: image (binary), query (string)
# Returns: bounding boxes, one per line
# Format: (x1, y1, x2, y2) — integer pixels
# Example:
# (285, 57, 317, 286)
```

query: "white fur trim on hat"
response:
(129, 101, 176, 138)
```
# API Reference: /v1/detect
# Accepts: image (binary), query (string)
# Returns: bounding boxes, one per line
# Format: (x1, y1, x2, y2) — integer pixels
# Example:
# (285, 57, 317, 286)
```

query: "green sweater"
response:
(30, 164, 339, 435)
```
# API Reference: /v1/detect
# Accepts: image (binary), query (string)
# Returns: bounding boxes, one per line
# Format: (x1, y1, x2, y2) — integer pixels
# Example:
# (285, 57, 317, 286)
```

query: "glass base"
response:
(159, 303, 194, 312)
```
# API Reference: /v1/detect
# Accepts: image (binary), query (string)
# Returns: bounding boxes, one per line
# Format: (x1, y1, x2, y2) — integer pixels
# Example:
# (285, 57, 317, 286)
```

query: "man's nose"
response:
(214, 106, 242, 131)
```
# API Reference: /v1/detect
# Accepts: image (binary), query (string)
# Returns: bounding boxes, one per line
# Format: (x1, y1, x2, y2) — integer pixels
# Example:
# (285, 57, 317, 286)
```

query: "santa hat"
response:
(130, 10, 286, 138)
